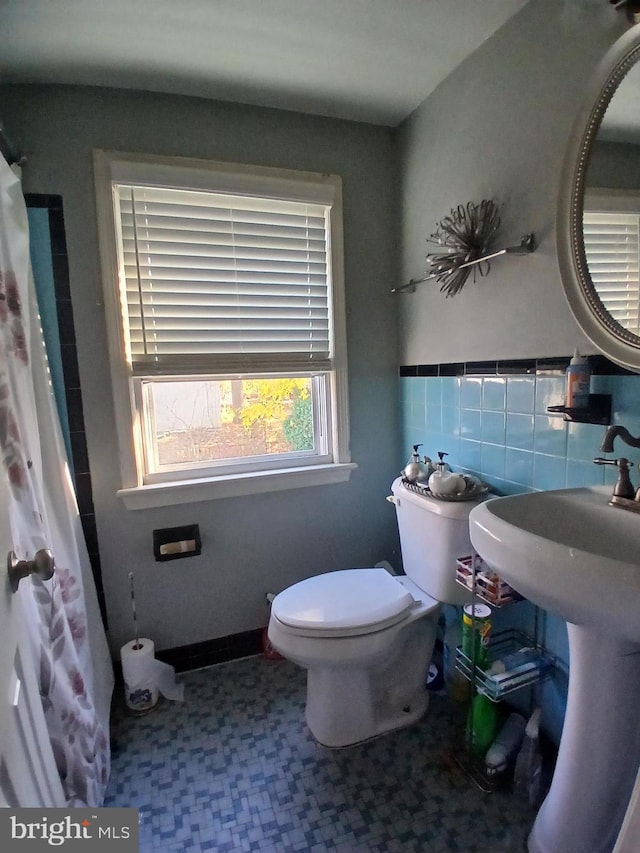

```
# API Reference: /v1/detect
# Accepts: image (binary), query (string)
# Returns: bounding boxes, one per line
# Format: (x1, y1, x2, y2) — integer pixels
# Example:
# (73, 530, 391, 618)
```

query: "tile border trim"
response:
(399, 354, 634, 377)
(112, 628, 265, 682)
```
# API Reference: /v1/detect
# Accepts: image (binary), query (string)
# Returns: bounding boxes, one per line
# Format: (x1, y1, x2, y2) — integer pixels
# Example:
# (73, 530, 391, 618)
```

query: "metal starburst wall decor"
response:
(426, 199, 502, 297)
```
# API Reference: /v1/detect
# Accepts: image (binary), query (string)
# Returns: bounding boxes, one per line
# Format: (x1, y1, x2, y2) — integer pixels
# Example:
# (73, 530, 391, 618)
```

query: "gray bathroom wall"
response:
(1, 85, 401, 655)
(396, 0, 625, 367)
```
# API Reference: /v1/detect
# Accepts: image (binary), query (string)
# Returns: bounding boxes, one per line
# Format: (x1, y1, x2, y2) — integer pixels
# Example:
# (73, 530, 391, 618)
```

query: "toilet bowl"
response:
(267, 477, 482, 748)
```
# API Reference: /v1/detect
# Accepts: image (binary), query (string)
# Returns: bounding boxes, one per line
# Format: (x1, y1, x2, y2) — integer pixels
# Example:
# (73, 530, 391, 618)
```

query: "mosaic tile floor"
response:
(104, 656, 537, 852)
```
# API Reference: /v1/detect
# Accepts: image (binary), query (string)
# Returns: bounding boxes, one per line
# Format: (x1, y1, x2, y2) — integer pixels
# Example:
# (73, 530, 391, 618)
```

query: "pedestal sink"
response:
(469, 486, 640, 853)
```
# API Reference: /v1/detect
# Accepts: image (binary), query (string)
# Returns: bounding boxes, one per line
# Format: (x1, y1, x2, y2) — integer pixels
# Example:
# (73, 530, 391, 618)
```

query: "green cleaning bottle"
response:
(467, 692, 499, 758)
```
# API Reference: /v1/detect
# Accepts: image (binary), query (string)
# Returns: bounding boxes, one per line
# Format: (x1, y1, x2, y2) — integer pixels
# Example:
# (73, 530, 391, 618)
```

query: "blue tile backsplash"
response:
(401, 371, 640, 496)
(400, 366, 640, 744)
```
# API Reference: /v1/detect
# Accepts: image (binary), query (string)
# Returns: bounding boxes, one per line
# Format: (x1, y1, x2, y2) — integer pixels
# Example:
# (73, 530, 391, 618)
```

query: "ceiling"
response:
(0, 0, 529, 127)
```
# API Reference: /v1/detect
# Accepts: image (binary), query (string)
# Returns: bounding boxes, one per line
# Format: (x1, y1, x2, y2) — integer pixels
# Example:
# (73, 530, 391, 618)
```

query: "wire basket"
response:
(455, 628, 554, 702)
(456, 555, 523, 607)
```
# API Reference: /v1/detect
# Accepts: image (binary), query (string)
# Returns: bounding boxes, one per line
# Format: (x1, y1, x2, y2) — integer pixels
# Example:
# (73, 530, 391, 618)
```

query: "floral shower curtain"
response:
(0, 156, 114, 806)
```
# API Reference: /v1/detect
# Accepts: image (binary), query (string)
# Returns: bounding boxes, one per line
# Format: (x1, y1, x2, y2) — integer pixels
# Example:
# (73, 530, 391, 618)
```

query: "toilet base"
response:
(303, 616, 436, 748)
(306, 668, 429, 748)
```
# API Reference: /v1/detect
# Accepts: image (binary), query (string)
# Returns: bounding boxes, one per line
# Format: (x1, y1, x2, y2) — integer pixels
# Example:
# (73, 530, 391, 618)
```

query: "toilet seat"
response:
(271, 568, 417, 638)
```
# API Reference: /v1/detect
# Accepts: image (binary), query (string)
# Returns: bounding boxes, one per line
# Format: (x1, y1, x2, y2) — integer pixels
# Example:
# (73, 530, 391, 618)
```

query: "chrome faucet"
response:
(594, 424, 640, 512)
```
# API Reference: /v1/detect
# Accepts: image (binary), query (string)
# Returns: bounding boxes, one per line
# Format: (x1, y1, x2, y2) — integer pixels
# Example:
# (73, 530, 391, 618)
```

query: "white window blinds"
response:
(583, 211, 640, 333)
(114, 184, 333, 375)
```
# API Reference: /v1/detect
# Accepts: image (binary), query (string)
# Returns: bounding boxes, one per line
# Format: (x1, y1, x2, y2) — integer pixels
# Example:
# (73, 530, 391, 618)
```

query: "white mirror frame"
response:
(558, 24, 640, 373)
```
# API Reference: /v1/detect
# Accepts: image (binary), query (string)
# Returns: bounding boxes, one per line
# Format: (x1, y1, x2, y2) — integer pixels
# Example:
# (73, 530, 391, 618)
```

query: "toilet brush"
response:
(128, 571, 142, 650)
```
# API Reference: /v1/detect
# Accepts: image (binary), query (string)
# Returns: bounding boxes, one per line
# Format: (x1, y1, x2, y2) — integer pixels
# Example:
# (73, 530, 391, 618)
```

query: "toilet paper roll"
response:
(120, 638, 185, 711)
(121, 638, 159, 712)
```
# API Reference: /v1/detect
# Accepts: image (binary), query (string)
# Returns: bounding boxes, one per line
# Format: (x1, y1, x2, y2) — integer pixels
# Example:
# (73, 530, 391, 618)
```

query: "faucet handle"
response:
(594, 457, 635, 499)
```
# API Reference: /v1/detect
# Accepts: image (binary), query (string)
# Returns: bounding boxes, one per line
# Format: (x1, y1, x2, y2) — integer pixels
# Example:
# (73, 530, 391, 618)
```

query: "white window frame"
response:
(94, 151, 355, 509)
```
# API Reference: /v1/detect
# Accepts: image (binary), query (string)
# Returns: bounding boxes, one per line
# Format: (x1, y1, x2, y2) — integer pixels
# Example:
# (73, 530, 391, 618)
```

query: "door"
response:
(0, 471, 64, 807)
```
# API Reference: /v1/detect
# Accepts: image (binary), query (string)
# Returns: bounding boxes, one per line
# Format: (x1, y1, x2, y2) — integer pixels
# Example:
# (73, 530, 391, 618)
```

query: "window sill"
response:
(117, 462, 358, 510)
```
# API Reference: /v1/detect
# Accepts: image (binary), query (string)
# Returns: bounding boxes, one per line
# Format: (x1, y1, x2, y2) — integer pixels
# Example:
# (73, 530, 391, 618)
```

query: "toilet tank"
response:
(390, 476, 480, 606)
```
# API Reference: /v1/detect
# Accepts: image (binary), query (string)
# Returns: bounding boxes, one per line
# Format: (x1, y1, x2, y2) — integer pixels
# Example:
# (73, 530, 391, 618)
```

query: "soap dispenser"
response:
(566, 349, 591, 409)
(428, 452, 464, 496)
(402, 444, 433, 484)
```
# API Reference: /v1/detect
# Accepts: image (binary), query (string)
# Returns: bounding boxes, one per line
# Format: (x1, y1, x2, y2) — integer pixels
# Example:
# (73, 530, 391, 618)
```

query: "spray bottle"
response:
(514, 706, 543, 806)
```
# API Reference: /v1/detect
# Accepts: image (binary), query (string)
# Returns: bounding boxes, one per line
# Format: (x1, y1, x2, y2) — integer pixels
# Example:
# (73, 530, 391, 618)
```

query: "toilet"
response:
(267, 476, 478, 748)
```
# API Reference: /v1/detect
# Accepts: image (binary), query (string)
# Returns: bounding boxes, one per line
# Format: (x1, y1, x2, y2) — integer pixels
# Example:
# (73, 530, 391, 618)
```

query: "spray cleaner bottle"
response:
(514, 706, 543, 806)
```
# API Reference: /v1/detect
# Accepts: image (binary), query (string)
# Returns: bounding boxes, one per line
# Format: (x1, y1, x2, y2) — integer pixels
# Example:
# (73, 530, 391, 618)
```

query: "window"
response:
(94, 152, 354, 508)
(583, 190, 640, 334)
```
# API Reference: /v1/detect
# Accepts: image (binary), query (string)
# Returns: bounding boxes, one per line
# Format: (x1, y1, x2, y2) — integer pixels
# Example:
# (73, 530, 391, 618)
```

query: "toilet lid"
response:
(272, 569, 415, 633)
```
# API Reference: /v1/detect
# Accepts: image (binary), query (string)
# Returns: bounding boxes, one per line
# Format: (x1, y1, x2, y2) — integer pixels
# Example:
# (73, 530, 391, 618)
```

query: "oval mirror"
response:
(558, 24, 640, 372)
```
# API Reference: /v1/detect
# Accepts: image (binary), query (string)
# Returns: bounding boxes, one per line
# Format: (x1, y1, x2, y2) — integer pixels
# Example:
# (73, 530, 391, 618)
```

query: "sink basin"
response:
(469, 486, 640, 853)
(469, 485, 640, 644)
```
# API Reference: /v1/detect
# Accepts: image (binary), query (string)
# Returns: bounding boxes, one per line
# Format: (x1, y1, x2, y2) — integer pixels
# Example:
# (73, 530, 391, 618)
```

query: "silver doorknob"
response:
(7, 549, 55, 593)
